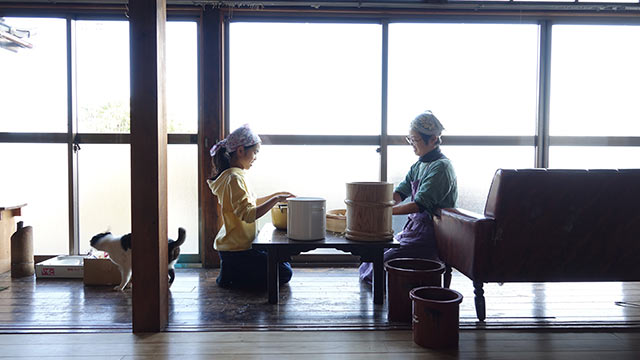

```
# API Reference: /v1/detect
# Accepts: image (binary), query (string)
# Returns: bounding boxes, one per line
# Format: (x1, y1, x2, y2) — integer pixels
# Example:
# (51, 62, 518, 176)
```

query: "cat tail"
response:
(174, 227, 186, 247)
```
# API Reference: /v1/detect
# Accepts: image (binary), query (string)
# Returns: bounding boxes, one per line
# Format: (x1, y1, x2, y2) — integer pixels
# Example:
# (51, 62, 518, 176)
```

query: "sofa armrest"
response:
(434, 208, 495, 280)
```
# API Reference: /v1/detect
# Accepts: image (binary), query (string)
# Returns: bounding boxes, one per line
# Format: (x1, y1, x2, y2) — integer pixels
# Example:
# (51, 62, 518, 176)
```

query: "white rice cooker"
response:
(287, 197, 326, 241)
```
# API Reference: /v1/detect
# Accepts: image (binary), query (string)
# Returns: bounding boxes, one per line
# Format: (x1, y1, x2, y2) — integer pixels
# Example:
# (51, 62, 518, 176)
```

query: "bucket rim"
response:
(384, 258, 445, 273)
(409, 286, 463, 304)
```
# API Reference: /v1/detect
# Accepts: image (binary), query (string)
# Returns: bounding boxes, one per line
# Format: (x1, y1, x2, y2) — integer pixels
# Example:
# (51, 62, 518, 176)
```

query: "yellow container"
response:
(271, 203, 288, 230)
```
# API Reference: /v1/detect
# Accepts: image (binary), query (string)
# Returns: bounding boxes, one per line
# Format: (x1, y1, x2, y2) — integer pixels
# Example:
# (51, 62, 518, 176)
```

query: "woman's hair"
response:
(418, 132, 442, 146)
(209, 144, 257, 180)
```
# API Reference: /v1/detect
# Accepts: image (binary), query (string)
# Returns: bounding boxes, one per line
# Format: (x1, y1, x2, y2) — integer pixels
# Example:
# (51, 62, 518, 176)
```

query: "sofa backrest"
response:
(482, 169, 640, 281)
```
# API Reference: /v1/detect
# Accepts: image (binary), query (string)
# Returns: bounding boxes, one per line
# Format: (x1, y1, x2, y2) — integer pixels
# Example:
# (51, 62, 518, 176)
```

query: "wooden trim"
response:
(198, 7, 223, 268)
(66, 17, 80, 255)
(380, 21, 389, 182)
(536, 20, 552, 168)
(129, 0, 168, 333)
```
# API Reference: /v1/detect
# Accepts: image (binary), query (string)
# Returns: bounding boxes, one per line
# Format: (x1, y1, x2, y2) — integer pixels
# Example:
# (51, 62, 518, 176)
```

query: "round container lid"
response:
(289, 197, 325, 202)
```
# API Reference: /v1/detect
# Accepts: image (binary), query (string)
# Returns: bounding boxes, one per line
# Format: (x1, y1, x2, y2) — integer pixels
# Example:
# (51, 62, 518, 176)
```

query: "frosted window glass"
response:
(549, 146, 640, 169)
(242, 145, 380, 230)
(0, 144, 68, 254)
(550, 25, 640, 136)
(76, 21, 130, 133)
(229, 23, 381, 135)
(0, 18, 67, 132)
(78, 144, 199, 255)
(388, 23, 539, 136)
(78, 144, 131, 254)
(388, 145, 535, 215)
(166, 21, 197, 134)
(168, 145, 198, 254)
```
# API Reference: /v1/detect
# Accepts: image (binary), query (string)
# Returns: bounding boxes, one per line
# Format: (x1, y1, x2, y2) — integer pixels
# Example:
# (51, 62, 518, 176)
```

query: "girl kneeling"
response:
(208, 124, 295, 289)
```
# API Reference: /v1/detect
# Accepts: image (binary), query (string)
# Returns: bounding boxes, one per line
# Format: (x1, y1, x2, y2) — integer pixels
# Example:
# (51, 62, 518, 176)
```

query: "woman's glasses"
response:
(405, 136, 422, 145)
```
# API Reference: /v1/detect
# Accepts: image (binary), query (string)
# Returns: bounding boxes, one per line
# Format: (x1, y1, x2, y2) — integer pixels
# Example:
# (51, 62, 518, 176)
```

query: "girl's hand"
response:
(274, 192, 295, 202)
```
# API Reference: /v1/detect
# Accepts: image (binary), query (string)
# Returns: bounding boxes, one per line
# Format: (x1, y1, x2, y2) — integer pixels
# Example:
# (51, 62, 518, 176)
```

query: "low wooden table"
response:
(253, 223, 400, 305)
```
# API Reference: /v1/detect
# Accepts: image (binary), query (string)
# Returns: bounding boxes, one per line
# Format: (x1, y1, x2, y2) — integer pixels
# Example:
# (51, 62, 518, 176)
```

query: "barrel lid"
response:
(289, 197, 325, 202)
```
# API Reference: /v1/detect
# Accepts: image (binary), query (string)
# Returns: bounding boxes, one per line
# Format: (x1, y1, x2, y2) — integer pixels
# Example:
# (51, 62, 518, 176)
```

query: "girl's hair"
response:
(418, 132, 442, 146)
(209, 144, 258, 180)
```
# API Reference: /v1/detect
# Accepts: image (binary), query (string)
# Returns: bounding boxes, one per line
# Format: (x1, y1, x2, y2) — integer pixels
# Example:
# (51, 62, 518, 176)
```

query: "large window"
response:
(166, 21, 198, 134)
(229, 22, 381, 135)
(0, 144, 69, 255)
(3, 9, 640, 260)
(75, 20, 199, 255)
(78, 144, 131, 254)
(229, 22, 382, 225)
(549, 147, 640, 169)
(388, 23, 539, 136)
(550, 24, 640, 137)
(76, 20, 130, 133)
(167, 145, 199, 254)
(0, 18, 67, 133)
(1, 18, 198, 256)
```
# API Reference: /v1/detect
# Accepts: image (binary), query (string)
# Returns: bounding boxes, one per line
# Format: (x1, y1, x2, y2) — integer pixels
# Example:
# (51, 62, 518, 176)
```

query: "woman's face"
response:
(236, 143, 260, 170)
(407, 129, 433, 157)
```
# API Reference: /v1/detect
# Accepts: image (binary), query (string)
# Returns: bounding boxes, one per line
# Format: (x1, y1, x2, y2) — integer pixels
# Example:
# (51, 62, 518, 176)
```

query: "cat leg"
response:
(168, 268, 175, 287)
(114, 267, 132, 291)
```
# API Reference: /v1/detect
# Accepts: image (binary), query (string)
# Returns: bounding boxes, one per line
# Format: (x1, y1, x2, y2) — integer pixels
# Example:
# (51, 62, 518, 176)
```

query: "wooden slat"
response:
(129, 0, 169, 332)
(0, 330, 640, 359)
(198, 7, 223, 268)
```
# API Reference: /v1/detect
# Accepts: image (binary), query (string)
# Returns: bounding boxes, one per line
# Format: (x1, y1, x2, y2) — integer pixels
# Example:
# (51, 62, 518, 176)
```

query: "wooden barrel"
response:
(345, 182, 394, 241)
(10, 221, 34, 278)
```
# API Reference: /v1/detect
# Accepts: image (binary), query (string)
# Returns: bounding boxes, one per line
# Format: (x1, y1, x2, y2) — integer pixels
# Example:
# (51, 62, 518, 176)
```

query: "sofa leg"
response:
(473, 281, 486, 322)
(443, 265, 452, 288)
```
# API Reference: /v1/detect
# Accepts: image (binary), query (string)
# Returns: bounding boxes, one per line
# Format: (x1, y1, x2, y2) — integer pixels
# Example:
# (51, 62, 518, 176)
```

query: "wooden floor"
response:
(1, 267, 640, 332)
(2, 329, 640, 359)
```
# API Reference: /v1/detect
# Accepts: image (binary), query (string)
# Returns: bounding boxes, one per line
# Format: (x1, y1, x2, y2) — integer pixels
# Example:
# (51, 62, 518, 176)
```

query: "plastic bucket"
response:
(384, 258, 445, 323)
(410, 286, 463, 349)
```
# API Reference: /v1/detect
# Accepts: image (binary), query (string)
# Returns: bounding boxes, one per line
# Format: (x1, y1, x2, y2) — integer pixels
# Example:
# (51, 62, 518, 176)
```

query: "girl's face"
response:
(236, 143, 260, 170)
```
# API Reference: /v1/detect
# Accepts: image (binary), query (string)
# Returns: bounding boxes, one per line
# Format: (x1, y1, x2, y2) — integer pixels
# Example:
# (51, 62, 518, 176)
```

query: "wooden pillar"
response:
(199, 7, 224, 268)
(129, 0, 168, 332)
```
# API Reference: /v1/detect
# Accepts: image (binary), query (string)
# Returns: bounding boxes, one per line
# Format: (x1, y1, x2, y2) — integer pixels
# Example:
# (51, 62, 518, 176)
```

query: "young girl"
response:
(359, 111, 458, 284)
(207, 124, 295, 289)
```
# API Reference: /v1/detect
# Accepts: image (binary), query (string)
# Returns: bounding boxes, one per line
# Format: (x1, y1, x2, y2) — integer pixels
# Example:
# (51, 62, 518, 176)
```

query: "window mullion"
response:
(66, 17, 80, 255)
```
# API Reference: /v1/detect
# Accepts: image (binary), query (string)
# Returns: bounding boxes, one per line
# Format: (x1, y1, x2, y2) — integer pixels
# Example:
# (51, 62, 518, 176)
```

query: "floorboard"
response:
(1, 267, 639, 332)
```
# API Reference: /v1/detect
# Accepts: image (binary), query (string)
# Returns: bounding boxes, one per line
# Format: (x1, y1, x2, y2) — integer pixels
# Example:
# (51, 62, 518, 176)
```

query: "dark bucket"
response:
(410, 286, 464, 349)
(384, 258, 445, 323)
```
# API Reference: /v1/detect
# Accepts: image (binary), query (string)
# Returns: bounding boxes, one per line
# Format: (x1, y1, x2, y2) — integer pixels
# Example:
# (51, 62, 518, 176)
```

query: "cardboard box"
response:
(35, 255, 84, 278)
(83, 258, 121, 286)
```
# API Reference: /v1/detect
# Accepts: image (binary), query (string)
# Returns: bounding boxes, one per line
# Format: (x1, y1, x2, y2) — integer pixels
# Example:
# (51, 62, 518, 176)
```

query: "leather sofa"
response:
(434, 168, 640, 321)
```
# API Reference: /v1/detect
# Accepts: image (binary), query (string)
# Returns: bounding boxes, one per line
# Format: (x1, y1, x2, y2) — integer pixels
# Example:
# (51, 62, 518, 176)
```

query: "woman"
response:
(359, 110, 458, 284)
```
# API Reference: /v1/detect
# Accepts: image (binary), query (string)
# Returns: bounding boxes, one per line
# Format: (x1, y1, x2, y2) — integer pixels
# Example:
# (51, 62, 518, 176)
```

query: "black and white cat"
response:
(89, 227, 186, 291)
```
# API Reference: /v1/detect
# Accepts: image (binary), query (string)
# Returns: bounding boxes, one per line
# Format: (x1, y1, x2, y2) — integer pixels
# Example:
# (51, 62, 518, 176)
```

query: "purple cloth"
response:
(359, 180, 439, 284)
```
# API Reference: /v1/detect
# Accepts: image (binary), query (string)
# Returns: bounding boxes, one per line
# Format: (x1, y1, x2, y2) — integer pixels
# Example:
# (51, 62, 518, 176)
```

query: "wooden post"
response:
(129, 0, 168, 332)
(199, 7, 224, 268)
